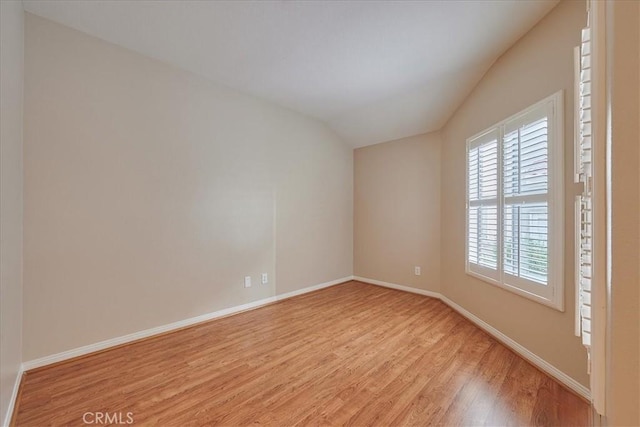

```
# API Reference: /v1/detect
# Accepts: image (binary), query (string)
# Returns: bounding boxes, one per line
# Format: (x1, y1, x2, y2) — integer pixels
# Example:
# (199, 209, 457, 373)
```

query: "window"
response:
(466, 91, 564, 310)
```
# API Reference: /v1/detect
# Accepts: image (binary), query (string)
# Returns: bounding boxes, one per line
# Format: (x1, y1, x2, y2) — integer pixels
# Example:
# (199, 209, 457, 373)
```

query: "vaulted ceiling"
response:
(23, 0, 559, 147)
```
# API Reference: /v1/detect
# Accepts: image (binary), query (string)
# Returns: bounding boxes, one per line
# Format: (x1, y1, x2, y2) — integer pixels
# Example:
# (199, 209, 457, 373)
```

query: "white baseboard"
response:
(2, 366, 24, 427)
(352, 276, 441, 299)
(22, 276, 353, 371)
(274, 276, 353, 300)
(354, 276, 591, 401)
(439, 295, 591, 401)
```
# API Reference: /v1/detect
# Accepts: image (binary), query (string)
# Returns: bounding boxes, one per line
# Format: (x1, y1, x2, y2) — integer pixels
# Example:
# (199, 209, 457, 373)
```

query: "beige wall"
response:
(604, 1, 640, 425)
(440, 0, 589, 387)
(23, 14, 352, 361)
(354, 132, 441, 292)
(0, 1, 24, 423)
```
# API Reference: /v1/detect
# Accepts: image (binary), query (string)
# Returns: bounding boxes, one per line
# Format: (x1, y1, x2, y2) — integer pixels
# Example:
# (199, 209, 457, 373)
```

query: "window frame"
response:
(465, 91, 564, 311)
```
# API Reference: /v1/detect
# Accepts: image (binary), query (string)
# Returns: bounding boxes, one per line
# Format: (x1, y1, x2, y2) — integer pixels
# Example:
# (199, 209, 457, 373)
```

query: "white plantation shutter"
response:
(466, 92, 563, 309)
(467, 131, 499, 280)
(575, 27, 593, 359)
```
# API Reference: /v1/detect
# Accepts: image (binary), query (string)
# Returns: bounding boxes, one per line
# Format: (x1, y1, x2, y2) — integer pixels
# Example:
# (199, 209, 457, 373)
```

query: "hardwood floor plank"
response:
(438, 343, 518, 426)
(484, 358, 544, 426)
(387, 327, 493, 426)
(13, 281, 590, 426)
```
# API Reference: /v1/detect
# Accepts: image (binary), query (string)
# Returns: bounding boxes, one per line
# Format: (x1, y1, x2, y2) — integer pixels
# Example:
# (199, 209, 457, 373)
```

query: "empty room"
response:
(1, 0, 638, 426)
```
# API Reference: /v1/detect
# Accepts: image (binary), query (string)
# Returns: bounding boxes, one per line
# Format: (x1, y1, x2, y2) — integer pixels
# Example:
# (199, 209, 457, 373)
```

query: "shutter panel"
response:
(504, 204, 549, 285)
(468, 203, 499, 271)
(477, 140, 498, 270)
(478, 141, 498, 200)
(468, 146, 480, 266)
(519, 119, 549, 195)
(518, 203, 548, 284)
(502, 109, 550, 287)
(468, 146, 479, 202)
(468, 206, 479, 265)
(503, 205, 519, 276)
(504, 119, 549, 197)
(477, 205, 498, 269)
(467, 133, 499, 278)
(576, 26, 593, 357)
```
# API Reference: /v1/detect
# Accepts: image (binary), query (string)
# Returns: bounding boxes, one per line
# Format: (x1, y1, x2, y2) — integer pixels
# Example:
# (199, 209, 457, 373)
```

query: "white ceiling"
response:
(23, 0, 558, 148)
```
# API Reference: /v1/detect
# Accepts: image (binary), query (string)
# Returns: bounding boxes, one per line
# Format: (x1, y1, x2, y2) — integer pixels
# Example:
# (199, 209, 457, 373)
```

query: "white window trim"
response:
(465, 90, 564, 311)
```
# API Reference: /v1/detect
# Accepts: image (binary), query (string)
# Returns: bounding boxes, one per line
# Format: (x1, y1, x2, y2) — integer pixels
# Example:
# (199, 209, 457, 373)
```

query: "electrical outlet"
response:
(261, 273, 268, 284)
(244, 276, 252, 288)
(414, 266, 421, 276)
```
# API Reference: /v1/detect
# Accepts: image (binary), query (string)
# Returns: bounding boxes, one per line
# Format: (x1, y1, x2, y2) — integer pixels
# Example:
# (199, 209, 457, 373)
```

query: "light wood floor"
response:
(13, 281, 590, 426)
